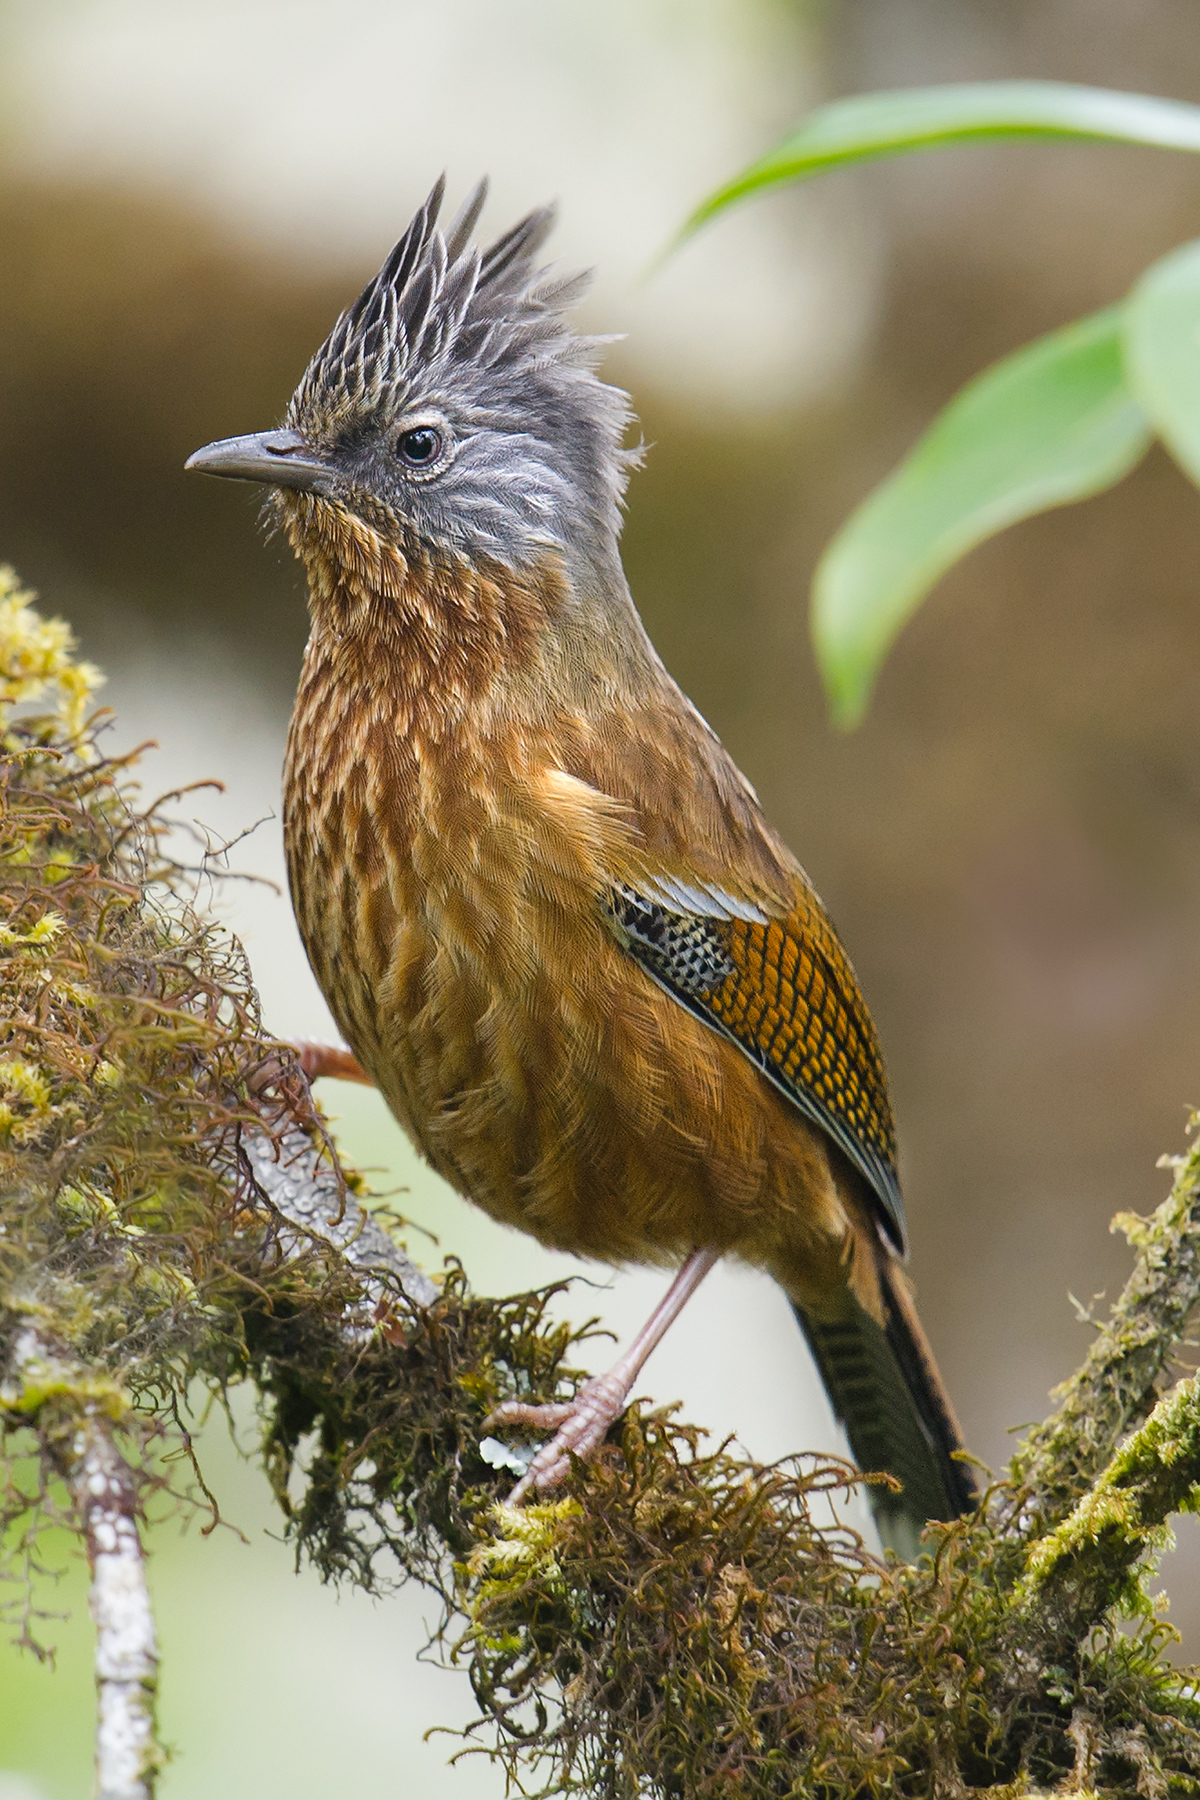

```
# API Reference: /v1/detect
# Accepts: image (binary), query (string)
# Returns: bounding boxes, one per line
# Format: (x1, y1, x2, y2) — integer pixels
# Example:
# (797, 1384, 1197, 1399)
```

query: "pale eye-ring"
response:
(396, 426, 443, 469)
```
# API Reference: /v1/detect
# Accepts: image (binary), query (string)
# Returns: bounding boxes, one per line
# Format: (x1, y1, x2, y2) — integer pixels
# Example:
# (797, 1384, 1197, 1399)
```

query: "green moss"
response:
(4, 573, 1200, 1796)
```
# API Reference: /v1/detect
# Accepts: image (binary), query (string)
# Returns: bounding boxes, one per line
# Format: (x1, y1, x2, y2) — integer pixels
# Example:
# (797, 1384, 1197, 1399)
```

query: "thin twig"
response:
(72, 1412, 160, 1800)
(9, 1328, 160, 1800)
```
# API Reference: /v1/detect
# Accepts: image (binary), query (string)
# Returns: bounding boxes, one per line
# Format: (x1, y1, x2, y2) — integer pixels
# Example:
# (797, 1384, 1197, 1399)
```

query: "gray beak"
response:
(184, 428, 333, 495)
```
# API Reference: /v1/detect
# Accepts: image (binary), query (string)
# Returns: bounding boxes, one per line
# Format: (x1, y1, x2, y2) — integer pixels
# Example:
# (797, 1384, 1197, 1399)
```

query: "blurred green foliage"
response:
(687, 81, 1200, 723)
(812, 309, 1150, 725)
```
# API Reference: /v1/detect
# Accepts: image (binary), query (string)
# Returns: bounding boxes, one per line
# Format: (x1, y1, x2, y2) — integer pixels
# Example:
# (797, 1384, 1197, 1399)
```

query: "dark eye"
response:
(396, 426, 443, 469)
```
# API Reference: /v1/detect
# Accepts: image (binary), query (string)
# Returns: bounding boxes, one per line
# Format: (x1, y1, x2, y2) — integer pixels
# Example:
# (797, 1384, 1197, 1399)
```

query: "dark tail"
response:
(792, 1259, 975, 1559)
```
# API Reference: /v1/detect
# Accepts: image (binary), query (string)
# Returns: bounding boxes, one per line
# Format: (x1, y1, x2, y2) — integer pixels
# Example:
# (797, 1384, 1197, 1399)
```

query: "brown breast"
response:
(280, 495, 863, 1297)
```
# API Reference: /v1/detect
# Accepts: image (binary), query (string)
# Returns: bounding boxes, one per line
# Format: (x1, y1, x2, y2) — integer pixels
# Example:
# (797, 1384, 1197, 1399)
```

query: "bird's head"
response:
(186, 178, 637, 592)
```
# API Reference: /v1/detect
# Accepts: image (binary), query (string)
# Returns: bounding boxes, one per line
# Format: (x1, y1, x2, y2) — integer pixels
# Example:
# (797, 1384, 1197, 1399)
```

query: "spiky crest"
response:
(282, 179, 637, 572)
(289, 178, 602, 438)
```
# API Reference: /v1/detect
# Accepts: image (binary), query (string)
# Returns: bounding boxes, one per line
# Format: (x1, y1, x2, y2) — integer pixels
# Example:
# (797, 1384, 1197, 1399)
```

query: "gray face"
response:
(186, 178, 636, 576)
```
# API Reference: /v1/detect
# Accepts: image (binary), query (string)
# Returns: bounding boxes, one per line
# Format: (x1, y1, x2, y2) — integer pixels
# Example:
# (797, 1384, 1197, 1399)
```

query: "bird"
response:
(186, 177, 975, 1555)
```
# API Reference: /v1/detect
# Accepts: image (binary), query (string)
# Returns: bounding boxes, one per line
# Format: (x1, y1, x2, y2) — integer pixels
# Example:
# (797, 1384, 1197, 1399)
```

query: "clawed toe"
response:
(484, 1372, 632, 1504)
(484, 1398, 576, 1432)
(478, 1254, 720, 1504)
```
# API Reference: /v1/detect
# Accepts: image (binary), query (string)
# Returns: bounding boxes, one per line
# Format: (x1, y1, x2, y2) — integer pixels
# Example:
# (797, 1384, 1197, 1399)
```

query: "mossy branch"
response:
(1008, 1133, 1200, 1540)
(6, 567, 1200, 1797)
(1022, 1374, 1200, 1636)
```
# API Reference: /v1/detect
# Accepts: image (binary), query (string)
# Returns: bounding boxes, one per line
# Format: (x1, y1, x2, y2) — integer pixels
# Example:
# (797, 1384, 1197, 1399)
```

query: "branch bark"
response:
(238, 1110, 437, 1320)
(10, 1327, 159, 1800)
(73, 1411, 160, 1800)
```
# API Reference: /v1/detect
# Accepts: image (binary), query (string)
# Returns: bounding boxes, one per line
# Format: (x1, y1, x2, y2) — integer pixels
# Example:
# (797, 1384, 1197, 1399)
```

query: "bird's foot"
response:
(484, 1369, 633, 1504)
(293, 1039, 374, 1085)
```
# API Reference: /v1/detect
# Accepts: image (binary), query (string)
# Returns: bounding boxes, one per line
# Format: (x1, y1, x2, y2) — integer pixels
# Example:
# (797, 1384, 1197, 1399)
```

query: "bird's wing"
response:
(605, 877, 906, 1251)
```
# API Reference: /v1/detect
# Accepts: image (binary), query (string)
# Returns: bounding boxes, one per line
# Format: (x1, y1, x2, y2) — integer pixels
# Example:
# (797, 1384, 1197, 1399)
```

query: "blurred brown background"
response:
(4, 0, 1200, 1793)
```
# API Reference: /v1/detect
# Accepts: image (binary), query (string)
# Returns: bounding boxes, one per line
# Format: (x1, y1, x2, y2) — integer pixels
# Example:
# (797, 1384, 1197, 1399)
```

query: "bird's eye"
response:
(396, 427, 443, 469)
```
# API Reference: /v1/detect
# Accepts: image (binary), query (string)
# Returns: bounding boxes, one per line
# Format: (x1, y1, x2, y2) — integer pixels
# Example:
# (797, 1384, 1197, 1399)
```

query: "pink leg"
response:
(485, 1246, 720, 1503)
(294, 1040, 374, 1085)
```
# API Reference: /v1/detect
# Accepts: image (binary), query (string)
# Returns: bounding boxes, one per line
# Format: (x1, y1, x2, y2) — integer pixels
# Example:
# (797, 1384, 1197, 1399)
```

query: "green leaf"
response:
(1124, 239, 1200, 487)
(684, 83, 1200, 236)
(813, 307, 1152, 727)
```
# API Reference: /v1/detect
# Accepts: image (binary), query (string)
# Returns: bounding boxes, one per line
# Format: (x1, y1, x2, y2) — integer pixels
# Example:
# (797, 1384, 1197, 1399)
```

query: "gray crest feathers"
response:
(288, 180, 617, 439)
(284, 177, 638, 562)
